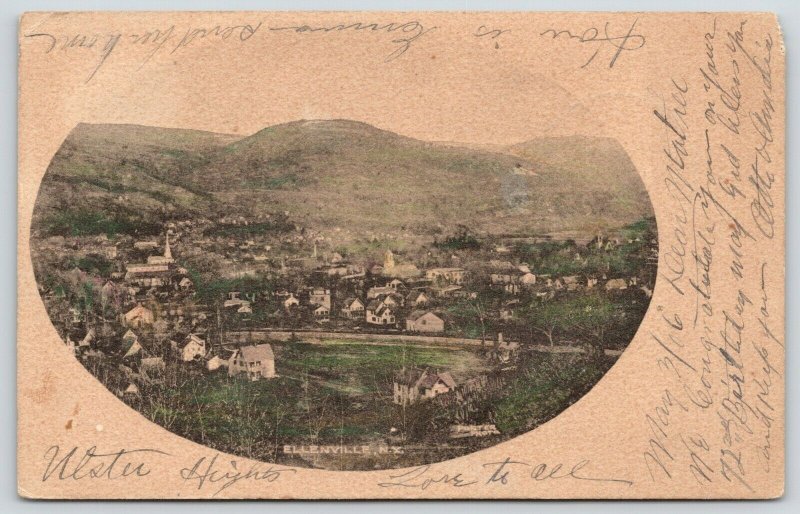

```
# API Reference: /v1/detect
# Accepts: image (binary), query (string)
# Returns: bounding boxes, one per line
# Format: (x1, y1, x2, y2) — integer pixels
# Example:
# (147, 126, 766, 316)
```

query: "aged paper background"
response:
(17, 11, 785, 499)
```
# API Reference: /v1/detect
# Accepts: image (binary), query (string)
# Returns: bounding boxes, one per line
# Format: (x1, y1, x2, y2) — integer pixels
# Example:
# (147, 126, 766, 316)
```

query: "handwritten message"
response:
(22, 15, 648, 82)
(645, 17, 781, 494)
(377, 458, 633, 491)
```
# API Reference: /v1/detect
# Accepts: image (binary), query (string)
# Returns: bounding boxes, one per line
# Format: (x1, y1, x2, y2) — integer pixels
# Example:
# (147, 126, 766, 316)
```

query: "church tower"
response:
(384, 249, 395, 271)
(164, 232, 173, 263)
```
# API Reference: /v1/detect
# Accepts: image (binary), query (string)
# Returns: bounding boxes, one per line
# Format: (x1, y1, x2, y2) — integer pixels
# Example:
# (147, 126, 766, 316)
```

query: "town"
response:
(32, 213, 657, 469)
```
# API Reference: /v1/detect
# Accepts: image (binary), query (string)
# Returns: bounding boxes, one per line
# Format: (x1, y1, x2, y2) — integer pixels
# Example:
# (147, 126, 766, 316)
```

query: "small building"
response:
(431, 284, 463, 298)
(134, 241, 158, 251)
(101, 281, 117, 302)
(79, 328, 95, 349)
(365, 299, 396, 326)
(387, 279, 406, 291)
(425, 267, 466, 285)
(140, 357, 166, 382)
(122, 329, 142, 359)
(178, 277, 193, 290)
(340, 297, 365, 319)
(393, 368, 457, 405)
(367, 286, 394, 299)
(313, 304, 330, 322)
(380, 292, 405, 307)
(176, 333, 206, 362)
(228, 344, 276, 381)
(122, 304, 154, 328)
(605, 278, 628, 291)
(283, 293, 300, 309)
(491, 339, 521, 364)
(490, 272, 518, 285)
(124, 264, 173, 288)
(123, 383, 140, 396)
(206, 352, 230, 372)
(405, 311, 445, 333)
(308, 288, 331, 309)
(406, 290, 429, 307)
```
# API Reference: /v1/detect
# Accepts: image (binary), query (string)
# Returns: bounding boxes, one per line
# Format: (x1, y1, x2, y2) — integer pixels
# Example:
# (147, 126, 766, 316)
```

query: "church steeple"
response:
(164, 232, 173, 262)
(384, 249, 395, 270)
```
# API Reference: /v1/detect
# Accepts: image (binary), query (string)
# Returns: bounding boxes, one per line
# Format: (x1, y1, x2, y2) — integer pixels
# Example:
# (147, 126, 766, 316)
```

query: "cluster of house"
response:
(66, 299, 280, 395)
(57, 233, 287, 393)
(273, 269, 452, 333)
(267, 248, 646, 335)
(391, 338, 516, 408)
(485, 259, 644, 297)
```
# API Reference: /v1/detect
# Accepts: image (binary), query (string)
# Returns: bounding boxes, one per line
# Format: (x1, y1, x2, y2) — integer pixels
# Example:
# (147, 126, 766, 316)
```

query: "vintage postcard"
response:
(17, 11, 784, 499)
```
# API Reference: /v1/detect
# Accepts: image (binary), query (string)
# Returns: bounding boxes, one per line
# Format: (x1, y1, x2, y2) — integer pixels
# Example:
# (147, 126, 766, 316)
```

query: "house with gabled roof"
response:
(387, 278, 407, 291)
(139, 356, 165, 383)
(405, 310, 445, 333)
(393, 368, 457, 405)
(365, 298, 395, 326)
(313, 303, 330, 322)
(367, 286, 394, 299)
(406, 290, 429, 307)
(122, 304, 154, 328)
(228, 344, 276, 381)
(122, 329, 142, 359)
(176, 333, 206, 362)
(340, 297, 365, 319)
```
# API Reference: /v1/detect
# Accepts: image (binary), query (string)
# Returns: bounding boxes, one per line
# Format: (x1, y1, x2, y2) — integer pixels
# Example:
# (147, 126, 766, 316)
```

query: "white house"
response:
(406, 290, 429, 307)
(340, 297, 365, 319)
(308, 288, 331, 309)
(284, 293, 300, 309)
(387, 279, 406, 291)
(122, 304, 154, 328)
(313, 304, 330, 322)
(177, 333, 206, 362)
(228, 344, 276, 381)
(405, 311, 445, 333)
(366, 299, 395, 326)
(206, 355, 228, 372)
(393, 369, 457, 405)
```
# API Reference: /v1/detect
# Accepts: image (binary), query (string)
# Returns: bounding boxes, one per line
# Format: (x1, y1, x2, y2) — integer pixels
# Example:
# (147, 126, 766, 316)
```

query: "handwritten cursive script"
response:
(179, 454, 296, 496)
(42, 445, 169, 481)
(540, 18, 645, 68)
(378, 458, 632, 490)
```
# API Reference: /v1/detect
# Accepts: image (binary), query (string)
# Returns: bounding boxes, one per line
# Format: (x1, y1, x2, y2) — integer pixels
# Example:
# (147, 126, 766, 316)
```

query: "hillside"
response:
(32, 120, 654, 241)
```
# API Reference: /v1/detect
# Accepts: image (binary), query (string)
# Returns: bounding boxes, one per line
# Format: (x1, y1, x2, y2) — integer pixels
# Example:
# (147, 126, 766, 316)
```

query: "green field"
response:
(133, 339, 616, 470)
(145, 340, 487, 466)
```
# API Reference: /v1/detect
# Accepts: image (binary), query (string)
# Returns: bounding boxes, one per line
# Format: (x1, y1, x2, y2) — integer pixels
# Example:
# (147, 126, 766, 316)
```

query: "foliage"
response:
(493, 352, 614, 433)
(42, 208, 160, 238)
(435, 225, 482, 251)
(72, 253, 113, 277)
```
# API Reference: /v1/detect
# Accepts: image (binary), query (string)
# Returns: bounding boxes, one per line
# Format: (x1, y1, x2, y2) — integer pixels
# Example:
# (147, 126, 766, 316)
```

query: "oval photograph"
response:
(31, 120, 657, 471)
